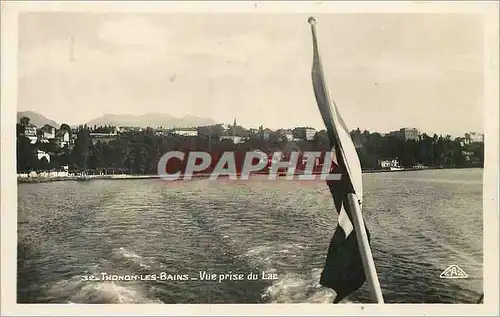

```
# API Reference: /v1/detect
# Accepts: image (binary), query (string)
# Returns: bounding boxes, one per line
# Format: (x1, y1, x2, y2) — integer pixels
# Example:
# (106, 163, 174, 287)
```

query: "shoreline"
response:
(17, 166, 483, 184)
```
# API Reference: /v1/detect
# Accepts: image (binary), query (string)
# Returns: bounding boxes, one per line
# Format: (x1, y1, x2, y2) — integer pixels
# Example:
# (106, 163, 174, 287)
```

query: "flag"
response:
(308, 16, 370, 303)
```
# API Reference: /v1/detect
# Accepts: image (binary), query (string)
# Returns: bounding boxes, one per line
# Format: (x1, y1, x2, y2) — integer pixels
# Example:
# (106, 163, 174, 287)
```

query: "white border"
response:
(1, 1, 498, 315)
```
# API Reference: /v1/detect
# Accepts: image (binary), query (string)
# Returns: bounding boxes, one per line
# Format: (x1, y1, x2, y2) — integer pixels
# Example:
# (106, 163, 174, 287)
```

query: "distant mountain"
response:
(84, 113, 217, 129)
(17, 111, 59, 128)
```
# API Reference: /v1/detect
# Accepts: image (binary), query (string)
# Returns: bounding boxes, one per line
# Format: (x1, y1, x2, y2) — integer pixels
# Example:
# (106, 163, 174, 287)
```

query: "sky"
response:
(17, 12, 484, 136)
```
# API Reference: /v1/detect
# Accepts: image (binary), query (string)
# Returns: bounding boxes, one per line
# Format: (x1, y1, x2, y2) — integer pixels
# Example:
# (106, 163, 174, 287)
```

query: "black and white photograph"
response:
(1, 1, 498, 316)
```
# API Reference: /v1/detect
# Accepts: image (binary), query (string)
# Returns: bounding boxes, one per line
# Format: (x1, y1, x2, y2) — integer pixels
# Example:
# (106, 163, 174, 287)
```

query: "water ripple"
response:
(17, 169, 483, 304)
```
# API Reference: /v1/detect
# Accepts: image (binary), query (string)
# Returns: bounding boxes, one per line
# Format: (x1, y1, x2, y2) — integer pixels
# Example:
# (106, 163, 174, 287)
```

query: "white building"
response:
(294, 127, 317, 141)
(41, 125, 56, 139)
(57, 131, 70, 148)
(172, 128, 198, 137)
(90, 132, 118, 138)
(27, 135, 38, 144)
(48, 171, 69, 177)
(118, 126, 141, 133)
(378, 158, 401, 168)
(220, 135, 245, 144)
(37, 150, 50, 163)
(262, 129, 273, 140)
(305, 128, 316, 141)
(465, 132, 484, 143)
(387, 128, 420, 141)
(282, 130, 294, 141)
(24, 124, 37, 135)
(24, 123, 38, 144)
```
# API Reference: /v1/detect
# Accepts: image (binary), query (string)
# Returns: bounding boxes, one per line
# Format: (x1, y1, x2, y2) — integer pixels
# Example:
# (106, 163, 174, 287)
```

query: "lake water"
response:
(17, 168, 483, 304)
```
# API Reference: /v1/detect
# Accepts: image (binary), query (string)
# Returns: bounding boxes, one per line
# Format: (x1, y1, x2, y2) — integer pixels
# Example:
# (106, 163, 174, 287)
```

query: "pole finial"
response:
(308, 17, 316, 25)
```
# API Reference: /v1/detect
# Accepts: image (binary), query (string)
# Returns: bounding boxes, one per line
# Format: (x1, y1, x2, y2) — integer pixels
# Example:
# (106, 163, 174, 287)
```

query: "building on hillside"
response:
(464, 132, 484, 144)
(154, 129, 169, 136)
(377, 158, 401, 169)
(89, 132, 118, 145)
(220, 135, 246, 144)
(283, 129, 294, 141)
(305, 128, 316, 141)
(220, 118, 246, 144)
(276, 129, 294, 141)
(118, 126, 142, 133)
(262, 128, 273, 140)
(389, 128, 420, 141)
(456, 137, 466, 147)
(171, 127, 198, 137)
(90, 137, 115, 145)
(27, 136, 38, 144)
(294, 127, 317, 141)
(240, 129, 254, 138)
(461, 150, 475, 162)
(90, 126, 118, 135)
(24, 123, 38, 144)
(41, 124, 56, 140)
(402, 128, 420, 141)
(90, 132, 118, 138)
(226, 118, 246, 137)
(56, 130, 70, 148)
(249, 128, 260, 135)
(24, 123, 37, 136)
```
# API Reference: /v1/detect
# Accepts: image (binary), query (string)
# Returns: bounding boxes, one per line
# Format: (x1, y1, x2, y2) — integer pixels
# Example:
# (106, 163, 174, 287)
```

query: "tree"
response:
(16, 119, 484, 174)
(88, 141, 104, 170)
(72, 127, 91, 170)
(313, 130, 330, 151)
(20, 117, 30, 126)
(38, 156, 50, 170)
(60, 123, 71, 132)
(17, 136, 36, 172)
(16, 123, 25, 137)
(471, 142, 484, 166)
(58, 145, 72, 167)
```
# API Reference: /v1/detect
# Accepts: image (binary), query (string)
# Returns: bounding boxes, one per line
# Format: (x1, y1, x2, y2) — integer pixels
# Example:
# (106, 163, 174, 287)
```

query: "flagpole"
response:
(308, 16, 384, 303)
(347, 193, 385, 303)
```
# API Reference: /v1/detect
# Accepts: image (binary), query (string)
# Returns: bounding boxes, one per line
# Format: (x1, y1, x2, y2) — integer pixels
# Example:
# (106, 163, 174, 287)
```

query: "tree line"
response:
(16, 117, 484, 174)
